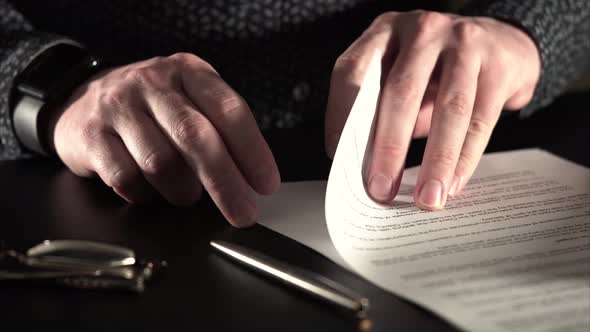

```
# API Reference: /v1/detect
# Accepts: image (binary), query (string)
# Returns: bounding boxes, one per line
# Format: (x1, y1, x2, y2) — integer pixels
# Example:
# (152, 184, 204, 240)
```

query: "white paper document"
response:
(257, 54, 590, 331)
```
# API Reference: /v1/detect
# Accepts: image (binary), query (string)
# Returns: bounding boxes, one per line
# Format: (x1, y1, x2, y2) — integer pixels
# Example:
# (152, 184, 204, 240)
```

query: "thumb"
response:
(324, 15, 397, 159)
(324, 61, 362, 159)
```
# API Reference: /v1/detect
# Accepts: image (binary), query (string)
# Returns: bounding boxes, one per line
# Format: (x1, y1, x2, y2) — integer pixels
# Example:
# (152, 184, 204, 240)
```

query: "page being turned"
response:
(325, 53, 590, 332)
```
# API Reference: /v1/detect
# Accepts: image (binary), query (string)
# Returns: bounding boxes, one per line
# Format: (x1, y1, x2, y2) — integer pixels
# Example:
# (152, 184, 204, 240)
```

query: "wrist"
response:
(11, 43, 106, 156)
(43, 67, 112, 155)
(489, 17, 542, 109)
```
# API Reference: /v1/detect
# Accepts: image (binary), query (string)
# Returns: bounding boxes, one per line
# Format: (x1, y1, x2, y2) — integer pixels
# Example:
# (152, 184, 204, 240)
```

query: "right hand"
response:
(48, 53, 280, 227)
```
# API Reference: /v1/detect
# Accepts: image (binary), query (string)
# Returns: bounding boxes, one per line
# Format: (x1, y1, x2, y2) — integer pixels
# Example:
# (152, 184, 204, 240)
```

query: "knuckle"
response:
(141, 150, 174, 176)
(200, 171, 230, 197)
(373, 138, 405, 158)
(429, 148, 457, 168)
(414, 11, 448, 38)
(120, 67, 137, 82)
(332, 56, 366, 86)
(130, 66, 161, 88)
(169, 52, 198, 64)
(201, 85, 229, 101)
(173, 112, 213, 146)
(456, 151, 478, 175)
(334, 51, 364, 77)
(453, 20, 482, 44)
(108, 168, 137, 191)
(372, 12, 396, 29)
(467, 117, 492, 138)
(217, 95, 248, 119)
(149, 56, 166, 66)
(441, 91, 471, 116)
(99, 87, 128, 108)
(384, 76, 421, 101)
(202, 86, 247, 118)
(80, 122, 107, 149)
(169, 52, 215, 72)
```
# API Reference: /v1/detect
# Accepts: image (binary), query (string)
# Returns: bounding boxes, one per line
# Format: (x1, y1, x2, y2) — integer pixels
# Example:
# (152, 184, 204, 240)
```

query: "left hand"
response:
(325, 10, 541, 210)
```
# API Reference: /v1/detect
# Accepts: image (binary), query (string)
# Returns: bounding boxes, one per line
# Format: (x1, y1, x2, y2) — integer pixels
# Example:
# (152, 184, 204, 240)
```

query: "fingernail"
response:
(368, 173, 393, 202)
(418, 179, 444, 209)
(326, 133, 340, 158)
(448, 176, 462, 197)
(232, 198, 258, 227)
(256, 164, 280, 194)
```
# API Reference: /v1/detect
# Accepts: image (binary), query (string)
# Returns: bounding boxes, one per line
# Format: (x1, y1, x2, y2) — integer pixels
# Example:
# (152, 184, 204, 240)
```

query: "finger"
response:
(180, 63, 280, 195)
(325, 13, 398, 159)
(412, 61, 442, 138)
(84, 130, 155, 204)
(112, 101, 203, 206)
(366, 37, 441, 203)
(415, 48, 481, 210)
(412, 84, 437, 138)
(148, 91, 258, 227)
(449, 73, 507, 197)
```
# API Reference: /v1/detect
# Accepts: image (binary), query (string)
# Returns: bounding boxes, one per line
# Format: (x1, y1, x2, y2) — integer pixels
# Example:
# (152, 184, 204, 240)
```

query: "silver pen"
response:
(210, 241, 370, 319)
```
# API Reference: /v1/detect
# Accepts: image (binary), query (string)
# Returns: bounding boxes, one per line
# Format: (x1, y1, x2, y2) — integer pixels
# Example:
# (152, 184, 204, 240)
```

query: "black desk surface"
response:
(1, 92, 588, 331)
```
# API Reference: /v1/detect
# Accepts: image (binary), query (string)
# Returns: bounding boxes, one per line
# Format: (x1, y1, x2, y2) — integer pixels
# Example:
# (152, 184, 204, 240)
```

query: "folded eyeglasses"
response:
(0, 240, 166, 293)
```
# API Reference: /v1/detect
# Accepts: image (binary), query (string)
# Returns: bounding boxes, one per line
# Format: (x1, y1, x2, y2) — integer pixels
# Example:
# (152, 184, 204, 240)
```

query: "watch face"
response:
(17, 44, 87, 99)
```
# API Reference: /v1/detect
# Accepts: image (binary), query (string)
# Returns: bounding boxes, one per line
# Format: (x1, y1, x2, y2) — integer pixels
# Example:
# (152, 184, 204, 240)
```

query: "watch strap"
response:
(12, 43, 106, 155)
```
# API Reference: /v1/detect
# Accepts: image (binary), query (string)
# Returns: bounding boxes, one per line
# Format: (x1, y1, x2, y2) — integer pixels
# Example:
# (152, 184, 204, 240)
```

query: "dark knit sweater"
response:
(1, 0, 589, 160)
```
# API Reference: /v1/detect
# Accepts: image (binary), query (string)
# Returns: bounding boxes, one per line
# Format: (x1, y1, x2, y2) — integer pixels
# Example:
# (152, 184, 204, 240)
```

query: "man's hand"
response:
(325, 11, 541, 210)
(48, 53, 280, 227)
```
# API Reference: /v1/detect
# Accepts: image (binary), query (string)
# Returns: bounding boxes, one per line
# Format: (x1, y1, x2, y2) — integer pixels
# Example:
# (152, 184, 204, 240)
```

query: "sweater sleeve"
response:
(461, 0, 590, 117)
(0, 0, 80, 160)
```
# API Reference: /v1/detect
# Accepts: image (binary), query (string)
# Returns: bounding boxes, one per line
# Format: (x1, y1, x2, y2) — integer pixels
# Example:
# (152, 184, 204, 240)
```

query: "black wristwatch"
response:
(11, 42, 106, 155)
